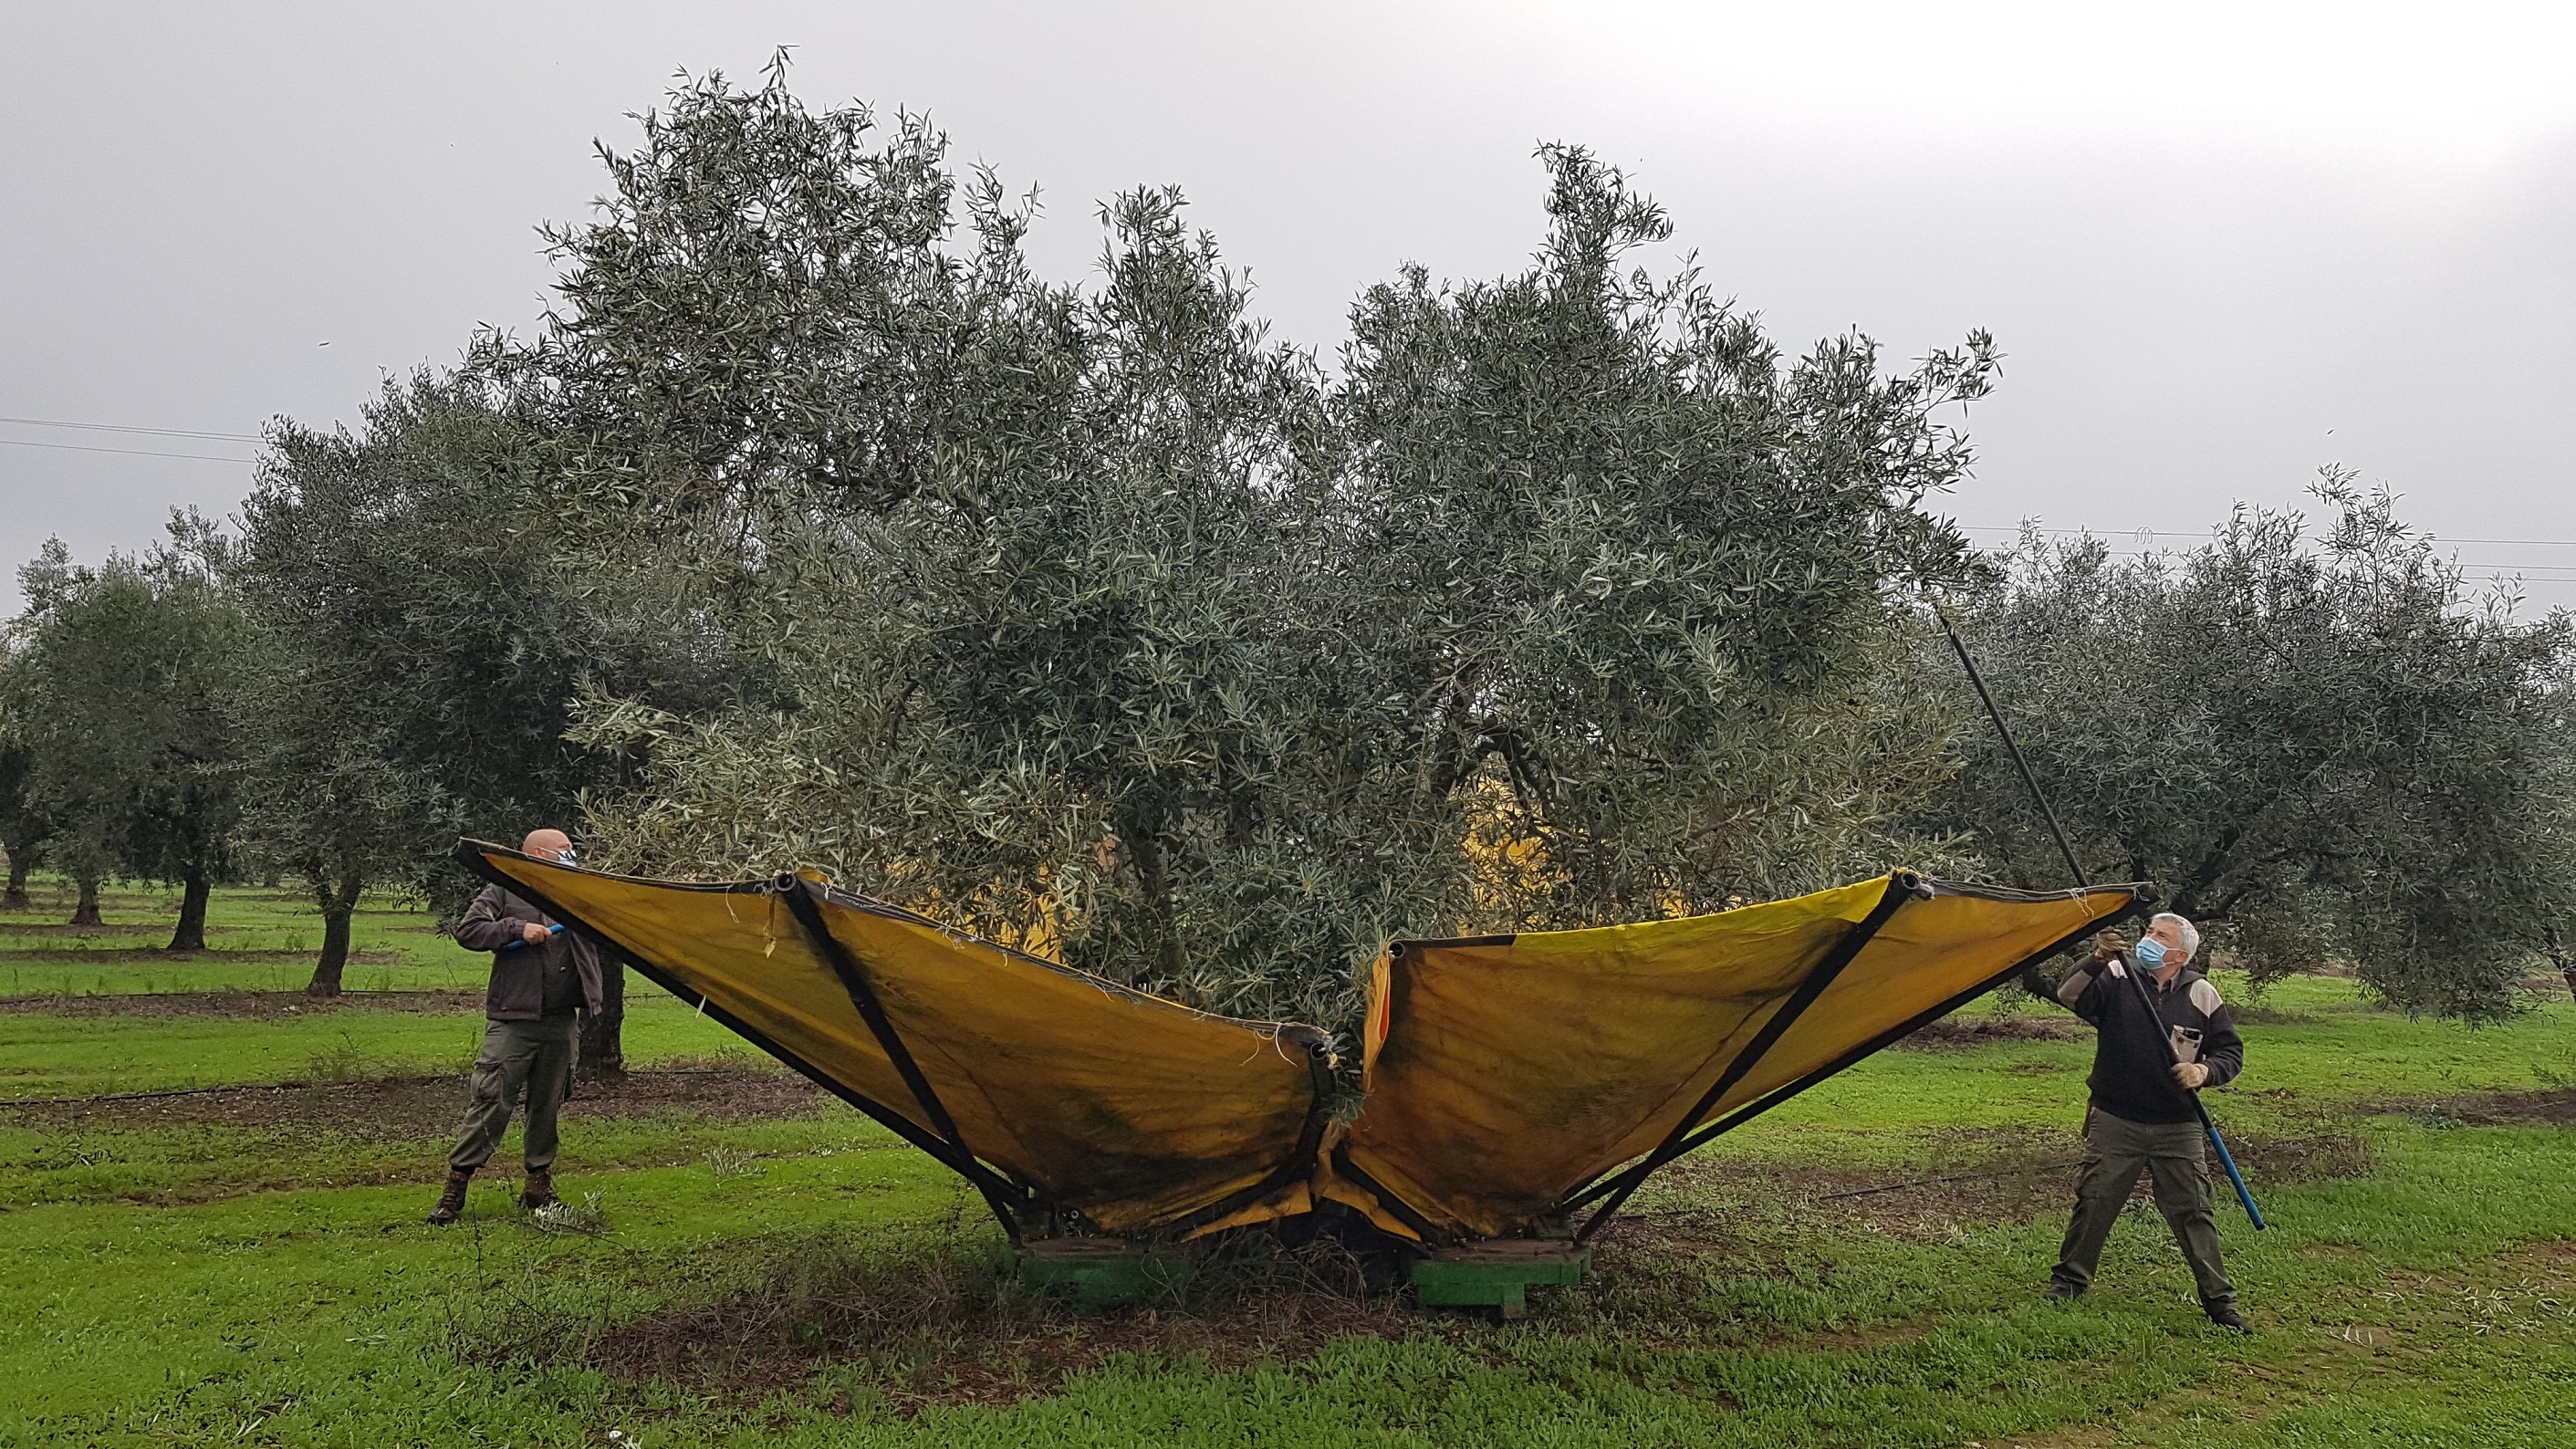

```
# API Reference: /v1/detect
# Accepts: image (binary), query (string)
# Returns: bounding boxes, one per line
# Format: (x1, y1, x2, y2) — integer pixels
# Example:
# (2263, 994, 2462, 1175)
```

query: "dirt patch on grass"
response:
(1, 1067, 826, 1136)
(0, 923, 247, 938)
(2365, 1087, 2576, 1128)
(0, 984, 450, 1016)
(1630, 1125, 2373, 1236)
(1890, 1014, 2085, 1050)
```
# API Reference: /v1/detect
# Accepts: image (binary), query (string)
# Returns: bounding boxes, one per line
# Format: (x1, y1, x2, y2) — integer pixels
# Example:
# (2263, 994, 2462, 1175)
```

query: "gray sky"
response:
(6, 1, 2573, 613)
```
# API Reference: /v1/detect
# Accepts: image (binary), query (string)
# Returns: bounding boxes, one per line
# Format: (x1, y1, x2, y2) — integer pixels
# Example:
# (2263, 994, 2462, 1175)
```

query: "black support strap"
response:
(775, 878, 1030, 1236)
(1573, 871, 1919, 1243)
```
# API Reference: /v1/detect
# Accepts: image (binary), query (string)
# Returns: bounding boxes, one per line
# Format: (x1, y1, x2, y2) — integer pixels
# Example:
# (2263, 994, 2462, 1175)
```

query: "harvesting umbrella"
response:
(458, 842, 2142, 1250)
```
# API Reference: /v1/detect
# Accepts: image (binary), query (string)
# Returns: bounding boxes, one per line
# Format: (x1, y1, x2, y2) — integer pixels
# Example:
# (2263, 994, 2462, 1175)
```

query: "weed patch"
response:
(545, 1225, 1417, 1413)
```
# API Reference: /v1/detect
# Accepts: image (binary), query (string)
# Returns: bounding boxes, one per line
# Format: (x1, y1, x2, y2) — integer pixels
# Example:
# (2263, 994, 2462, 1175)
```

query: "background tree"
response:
(0, 642, 48, 911)
(11, 523, 250, 950)
(234, 370, 747, 1053)
(1932, 479, 2576, 1020)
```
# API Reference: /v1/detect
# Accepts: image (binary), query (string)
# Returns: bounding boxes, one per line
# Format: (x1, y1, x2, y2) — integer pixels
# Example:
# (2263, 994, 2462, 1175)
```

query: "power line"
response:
(1955, 523, 2576, 550)
(0, 438, 256, 464)
(0, 414, 261, 443)
(2022, 542, 2576, 578)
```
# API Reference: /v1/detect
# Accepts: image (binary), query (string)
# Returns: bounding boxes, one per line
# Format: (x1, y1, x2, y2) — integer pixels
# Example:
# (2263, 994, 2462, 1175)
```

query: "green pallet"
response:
(1412, 1241, 1591, 1319)
(1012, 1240, 1196, 1308)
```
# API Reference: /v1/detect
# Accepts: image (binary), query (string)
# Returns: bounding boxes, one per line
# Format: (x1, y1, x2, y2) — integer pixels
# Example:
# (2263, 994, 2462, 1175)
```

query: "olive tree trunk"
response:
(70, 875, 101, 927)
(305, 868, 364, 996)
(168, 872, 211, 952)
(1, 853, 28, 912)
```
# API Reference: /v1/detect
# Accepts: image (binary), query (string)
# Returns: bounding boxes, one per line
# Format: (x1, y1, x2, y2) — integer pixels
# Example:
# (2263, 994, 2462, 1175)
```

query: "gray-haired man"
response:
(2042, 911, 2251, 1331)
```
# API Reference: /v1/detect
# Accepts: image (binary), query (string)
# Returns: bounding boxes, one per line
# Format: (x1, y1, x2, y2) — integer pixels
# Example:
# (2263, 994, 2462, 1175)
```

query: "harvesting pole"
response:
(1933, 601, 2266, 1229)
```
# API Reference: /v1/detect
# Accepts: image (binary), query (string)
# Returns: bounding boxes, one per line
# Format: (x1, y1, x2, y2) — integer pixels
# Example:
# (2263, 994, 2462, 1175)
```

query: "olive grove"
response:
(7, 60, 2571, 1027)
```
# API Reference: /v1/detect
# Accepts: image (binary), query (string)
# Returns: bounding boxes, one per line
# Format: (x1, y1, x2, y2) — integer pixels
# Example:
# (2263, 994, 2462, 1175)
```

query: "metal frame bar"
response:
(451, 842, 1036, 1241)
(1559, 891, 2149, 1216)
(1571, 872, 1921, 1243)
(446, 843, 1014, 1208)
(1328, 1142, 1451, 1245)
(774, 877, 1033, 1238)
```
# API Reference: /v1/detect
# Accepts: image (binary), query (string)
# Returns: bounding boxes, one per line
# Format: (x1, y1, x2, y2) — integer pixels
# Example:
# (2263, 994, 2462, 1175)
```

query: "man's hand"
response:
(2091, 930, 2128, 964)
(2172, 1061, 2209, 1090)
(519, 921, 552, 946)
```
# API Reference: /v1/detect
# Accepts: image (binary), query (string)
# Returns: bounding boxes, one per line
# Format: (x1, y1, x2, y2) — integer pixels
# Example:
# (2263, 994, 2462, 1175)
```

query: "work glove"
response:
(2172, 1061, 2210, 1090)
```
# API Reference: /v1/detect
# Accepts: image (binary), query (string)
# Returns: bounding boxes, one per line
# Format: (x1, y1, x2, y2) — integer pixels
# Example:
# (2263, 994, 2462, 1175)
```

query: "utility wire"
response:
(0, 438, 255, 464)
(1955, 523, 2576, 550)
(0, 414, 261, 443)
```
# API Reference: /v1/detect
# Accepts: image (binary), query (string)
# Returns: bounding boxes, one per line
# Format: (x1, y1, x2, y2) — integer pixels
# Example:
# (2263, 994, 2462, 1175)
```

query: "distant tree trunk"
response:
(579, 952, 627, 1080)
(306, 868, 363, 997)
(169, 871, 211, 952)
(1, 853, 27, 912)
(70, 875, 101, 927)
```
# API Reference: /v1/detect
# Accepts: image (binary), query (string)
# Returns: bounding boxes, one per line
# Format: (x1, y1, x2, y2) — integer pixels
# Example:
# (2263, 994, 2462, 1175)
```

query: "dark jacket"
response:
(2052, 956, 2243, 1125)
(456, 884, 604, 1022)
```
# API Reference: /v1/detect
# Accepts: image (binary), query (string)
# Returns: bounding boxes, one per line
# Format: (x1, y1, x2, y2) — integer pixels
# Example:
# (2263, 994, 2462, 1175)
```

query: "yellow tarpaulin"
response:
(462, 845, 2137, 1244)
(460, 843, 1333, 1236)
(1323, 872, 2142, 1238)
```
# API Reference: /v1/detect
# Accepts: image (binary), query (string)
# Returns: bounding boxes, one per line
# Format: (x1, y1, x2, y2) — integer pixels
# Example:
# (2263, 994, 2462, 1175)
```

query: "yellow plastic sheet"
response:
(1326, 872, 2142, 1238)
(464, 845, 2134, 1245)
(460, 843, 1332, 1235)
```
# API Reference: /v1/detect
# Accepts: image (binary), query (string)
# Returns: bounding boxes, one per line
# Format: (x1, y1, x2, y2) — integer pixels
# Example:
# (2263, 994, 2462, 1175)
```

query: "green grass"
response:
(2, 882, 2572, 1446)
(0, 878, 484, 995)
(0, 992, 749, 1100)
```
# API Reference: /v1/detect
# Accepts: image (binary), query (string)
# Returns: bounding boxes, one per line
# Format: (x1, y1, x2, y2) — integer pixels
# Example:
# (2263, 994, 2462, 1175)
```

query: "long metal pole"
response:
(1935, 603, 2266, 1229)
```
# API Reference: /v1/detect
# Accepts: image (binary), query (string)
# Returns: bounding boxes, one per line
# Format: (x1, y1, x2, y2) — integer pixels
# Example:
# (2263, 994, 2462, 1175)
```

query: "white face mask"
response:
(555, 848, 579, 865)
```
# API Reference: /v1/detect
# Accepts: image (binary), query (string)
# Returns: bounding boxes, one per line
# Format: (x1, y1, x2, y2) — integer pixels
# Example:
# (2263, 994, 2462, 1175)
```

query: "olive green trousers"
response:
(447, 1016, 579, 1174)
(2050, 1105, 2237, 1308)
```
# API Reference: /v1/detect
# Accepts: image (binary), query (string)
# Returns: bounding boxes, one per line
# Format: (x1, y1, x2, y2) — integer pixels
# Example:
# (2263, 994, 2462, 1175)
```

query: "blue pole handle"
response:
(2205, 1118, 2267, 1230)
(502, 922, 565, 952)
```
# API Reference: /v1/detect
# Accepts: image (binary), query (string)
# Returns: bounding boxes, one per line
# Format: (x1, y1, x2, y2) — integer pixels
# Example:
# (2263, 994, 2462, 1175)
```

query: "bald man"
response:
(425, 829, 605, 1225)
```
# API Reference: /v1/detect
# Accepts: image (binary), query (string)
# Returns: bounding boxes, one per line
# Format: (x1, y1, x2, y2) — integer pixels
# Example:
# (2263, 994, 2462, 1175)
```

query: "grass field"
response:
(3, 879, 2571, 1446)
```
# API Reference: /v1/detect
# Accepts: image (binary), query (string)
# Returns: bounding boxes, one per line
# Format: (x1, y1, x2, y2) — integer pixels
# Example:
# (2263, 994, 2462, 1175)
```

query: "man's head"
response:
(522, 829, 576, 864)
(2145, 911, 2200, 966)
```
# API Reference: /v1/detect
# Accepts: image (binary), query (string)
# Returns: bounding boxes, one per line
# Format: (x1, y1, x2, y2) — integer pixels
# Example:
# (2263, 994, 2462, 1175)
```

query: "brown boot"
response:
(520, 1168, 560, 1212)
(426, 1170, 473, 1225)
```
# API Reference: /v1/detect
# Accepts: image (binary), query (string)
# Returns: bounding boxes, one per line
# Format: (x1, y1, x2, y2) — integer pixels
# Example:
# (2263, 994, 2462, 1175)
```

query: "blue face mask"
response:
(2133, 935, 2168, 967)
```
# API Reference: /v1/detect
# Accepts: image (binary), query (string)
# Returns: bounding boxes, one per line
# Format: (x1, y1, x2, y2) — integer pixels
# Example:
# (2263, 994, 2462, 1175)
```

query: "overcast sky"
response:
(5, 1, 2573, 613)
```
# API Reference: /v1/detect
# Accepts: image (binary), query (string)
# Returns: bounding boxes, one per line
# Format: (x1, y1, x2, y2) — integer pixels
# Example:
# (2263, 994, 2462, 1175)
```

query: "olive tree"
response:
(236, 370, 750, 1051)
(0, 643, 48, 911)
(544, 67, 1996, 1032)
(1935, 479, 2576, 1019)
(11, 522, 249, 950)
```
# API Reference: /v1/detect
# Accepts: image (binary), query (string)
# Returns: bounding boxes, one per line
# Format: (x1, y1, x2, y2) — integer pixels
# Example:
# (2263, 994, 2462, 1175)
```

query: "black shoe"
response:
(2205, 1301, 2252, 1333)
(426, 1170, 473, 1225)
(2043, 1281, 2084, 1304)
